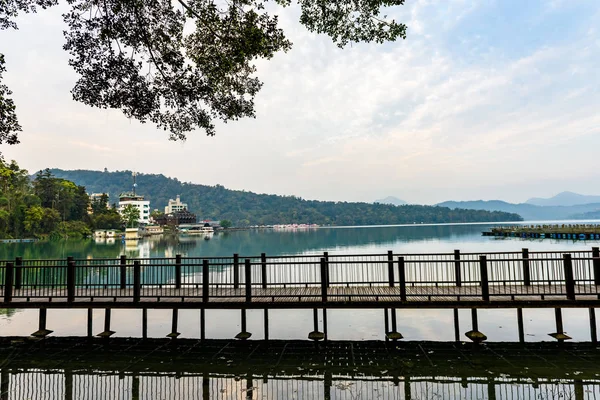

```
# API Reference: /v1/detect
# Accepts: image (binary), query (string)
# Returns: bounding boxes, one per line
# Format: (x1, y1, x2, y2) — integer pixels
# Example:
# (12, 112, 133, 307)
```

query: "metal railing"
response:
(1, 247, 599, 304)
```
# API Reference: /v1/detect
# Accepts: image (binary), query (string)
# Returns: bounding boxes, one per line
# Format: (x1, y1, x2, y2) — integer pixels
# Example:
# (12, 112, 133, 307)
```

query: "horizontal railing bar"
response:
(12, 253, 597, 263)
(4, 249, 600, 306)
(18, 257, 595, 263)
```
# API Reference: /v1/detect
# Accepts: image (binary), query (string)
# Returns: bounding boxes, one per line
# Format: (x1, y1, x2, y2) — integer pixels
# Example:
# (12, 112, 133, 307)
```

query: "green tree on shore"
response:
(220, 220, 232, 229)
(0, 159, 91, 238)
(90, 193, 121, 229)
(90, 193, 109, 214)
(121, 204, 140, 228)
(91, 210, 121, 230)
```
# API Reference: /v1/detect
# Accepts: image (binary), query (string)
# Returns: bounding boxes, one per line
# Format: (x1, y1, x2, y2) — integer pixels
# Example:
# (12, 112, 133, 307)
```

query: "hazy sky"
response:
(1, 0, 599, 205)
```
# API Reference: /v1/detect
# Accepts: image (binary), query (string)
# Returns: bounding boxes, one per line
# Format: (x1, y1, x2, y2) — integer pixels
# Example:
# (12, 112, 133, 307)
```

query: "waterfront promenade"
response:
(2, 248, 599, 309)
(2, 248, 600, 342)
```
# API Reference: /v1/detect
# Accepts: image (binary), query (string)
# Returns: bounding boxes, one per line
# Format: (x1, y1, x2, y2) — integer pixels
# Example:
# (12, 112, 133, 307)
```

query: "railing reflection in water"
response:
(1, 370, 599, 400)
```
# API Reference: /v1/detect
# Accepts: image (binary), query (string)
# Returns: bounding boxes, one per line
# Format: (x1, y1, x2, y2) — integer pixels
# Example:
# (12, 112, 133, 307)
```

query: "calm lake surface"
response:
(1, 222, 599, 399)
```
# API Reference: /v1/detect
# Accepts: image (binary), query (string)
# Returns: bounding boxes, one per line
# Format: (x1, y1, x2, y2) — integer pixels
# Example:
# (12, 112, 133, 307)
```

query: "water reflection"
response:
(3, 371, 595, 399)
(0, 234, 203, 260)
(2, 222, 600, 261)
(0, 338, 598, 399)
(0, 308, 594, 343)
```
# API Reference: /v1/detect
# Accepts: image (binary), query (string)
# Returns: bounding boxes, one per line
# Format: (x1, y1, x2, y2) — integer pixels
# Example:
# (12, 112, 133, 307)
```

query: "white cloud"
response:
(1, 0, 599, 204)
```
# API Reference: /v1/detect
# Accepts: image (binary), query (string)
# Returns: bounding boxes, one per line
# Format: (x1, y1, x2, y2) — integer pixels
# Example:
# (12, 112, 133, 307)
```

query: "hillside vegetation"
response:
(49, 169, 522, 226)
(0, 161, 105, 239)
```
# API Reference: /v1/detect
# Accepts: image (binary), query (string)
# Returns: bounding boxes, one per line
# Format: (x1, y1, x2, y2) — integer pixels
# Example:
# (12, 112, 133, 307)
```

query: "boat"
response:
(183, 226, 214, 236)
(144, 225, 164, 235)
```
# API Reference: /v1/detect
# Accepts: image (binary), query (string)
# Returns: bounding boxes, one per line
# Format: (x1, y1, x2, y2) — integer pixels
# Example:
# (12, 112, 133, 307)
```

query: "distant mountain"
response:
(569, 210, 600, 220)
(437, 200, 600, 221)
(47, 169, 522, 226)
(374, 196, 407, 206)
(526, 191, 600, 207)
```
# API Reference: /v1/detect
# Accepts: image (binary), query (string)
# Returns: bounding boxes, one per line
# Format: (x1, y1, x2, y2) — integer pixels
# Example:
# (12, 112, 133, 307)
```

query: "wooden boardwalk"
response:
(3, 283, 600, 309)
(2, 248, 600, 309)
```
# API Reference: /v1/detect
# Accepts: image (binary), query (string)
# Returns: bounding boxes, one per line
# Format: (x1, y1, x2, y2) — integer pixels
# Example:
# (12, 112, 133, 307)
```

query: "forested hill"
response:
(48, 169, 523, 226)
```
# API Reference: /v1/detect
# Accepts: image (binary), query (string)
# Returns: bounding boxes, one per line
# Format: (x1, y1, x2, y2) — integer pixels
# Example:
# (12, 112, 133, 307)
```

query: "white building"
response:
(118, 193, 150, 225)
(165, 195, 188, 214)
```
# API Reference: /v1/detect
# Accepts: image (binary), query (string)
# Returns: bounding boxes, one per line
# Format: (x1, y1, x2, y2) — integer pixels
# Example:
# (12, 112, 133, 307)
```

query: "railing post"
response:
(202, 259, 209, 303)
(398, 257, 406, 302)
(563, 254, 575, 301)
(119, 255, 127, 289)
(14, 257, 22, 290)
(454, 250, 462, 287)
(245, 259, 252, 302)
(67, 259, 76, 303)
(324, 252, 330, 288)
(4, 262, 14, 303)
(133, 261, 141, 303)
(320, 258, 328, 303)
(233, 254, 239, 289)
(592, 247, 600, 286)
(522, 248, 531, 286)
(67, 256, 74, 298)
(479, 255, 489, 302)
(261, 253, 267, 289)
(175, 254, 182, 289)
(387, 251, 395, 287)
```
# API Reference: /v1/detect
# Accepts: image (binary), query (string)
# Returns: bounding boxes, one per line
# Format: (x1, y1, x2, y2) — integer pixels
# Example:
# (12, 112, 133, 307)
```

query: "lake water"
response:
(1, 222, 599, 399)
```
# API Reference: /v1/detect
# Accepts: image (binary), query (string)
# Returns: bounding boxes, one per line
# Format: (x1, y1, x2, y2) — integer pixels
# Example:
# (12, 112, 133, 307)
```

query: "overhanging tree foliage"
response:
(0, 0, 407, 145)
(0, 54, 20, 146)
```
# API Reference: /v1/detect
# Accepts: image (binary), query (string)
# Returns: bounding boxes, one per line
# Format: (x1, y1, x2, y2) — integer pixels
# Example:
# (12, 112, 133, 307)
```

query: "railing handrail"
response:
(7, 249, 597, 263)
(2, 248, 600, 305)
(13, 257, 594, 267)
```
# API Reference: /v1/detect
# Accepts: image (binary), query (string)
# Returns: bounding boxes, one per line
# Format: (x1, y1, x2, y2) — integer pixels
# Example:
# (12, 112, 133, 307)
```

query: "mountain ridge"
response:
(374, 196, 407, 206)
(526, 191, 600, 207)
(47, 169, 522, 226)
(437, 199, 600, 221)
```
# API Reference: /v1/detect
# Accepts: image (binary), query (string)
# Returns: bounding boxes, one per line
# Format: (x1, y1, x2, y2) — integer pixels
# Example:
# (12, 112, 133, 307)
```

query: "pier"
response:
(1, 248, 600, 341)
(483, 224, 600, 240)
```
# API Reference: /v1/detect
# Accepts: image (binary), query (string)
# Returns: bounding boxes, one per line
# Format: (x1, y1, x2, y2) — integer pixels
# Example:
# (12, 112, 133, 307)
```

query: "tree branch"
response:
(176, 0, 224, 40)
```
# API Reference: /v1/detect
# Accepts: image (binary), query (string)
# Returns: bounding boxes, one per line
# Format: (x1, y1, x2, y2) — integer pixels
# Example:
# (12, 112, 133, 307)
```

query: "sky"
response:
(1, 0, 599, 205)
